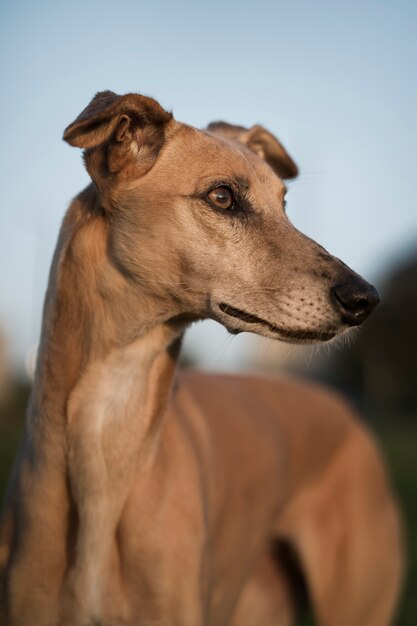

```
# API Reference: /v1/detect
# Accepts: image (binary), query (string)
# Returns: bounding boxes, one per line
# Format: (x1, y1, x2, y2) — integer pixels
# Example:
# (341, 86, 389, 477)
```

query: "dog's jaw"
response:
(216, 301, 338, 344)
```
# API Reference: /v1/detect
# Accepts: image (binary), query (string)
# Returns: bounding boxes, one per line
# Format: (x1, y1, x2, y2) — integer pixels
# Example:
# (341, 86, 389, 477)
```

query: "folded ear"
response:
(207, 121, 298, 180)
(63, 90, 172, 174)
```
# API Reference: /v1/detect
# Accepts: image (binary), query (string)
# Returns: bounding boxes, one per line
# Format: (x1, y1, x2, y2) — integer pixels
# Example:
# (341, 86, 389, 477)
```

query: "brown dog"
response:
(0, 91, 402, 626)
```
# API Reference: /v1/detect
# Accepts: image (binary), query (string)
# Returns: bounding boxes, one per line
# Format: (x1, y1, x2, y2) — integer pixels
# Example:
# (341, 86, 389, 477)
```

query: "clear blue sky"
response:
(1, 0, 416, 370)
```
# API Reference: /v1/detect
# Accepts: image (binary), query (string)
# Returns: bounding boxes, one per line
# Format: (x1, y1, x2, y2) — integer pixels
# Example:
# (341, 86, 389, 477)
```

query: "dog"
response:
(0, 91, 403, 625)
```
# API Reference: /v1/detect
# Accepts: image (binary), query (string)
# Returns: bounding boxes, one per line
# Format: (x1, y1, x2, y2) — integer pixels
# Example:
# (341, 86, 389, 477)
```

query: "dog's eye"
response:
(207, 187, 235, 210)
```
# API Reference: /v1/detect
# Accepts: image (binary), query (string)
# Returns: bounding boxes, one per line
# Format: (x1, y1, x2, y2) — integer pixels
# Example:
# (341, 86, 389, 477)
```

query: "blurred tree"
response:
(0, 332, 11, 411)
(313, 252, 417, 418)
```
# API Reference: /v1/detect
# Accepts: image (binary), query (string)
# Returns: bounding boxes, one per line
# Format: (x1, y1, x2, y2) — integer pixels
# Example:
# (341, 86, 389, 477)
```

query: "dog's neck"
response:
(20, 184, 185, 614)
(32, 184, 183, 453)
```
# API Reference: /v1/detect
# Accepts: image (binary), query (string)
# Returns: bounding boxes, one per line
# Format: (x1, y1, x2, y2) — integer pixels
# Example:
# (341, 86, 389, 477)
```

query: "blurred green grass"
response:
(375, 422, 417, 626)
(0, 383, 416, 625)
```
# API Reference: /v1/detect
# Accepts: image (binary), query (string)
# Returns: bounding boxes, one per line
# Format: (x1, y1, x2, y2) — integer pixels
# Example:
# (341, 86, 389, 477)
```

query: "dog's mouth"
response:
(218, 302, 337, 343)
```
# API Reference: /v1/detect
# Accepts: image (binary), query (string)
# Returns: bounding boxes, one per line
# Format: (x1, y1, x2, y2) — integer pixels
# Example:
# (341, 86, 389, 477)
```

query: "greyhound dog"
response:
(0, 91, 402, 626)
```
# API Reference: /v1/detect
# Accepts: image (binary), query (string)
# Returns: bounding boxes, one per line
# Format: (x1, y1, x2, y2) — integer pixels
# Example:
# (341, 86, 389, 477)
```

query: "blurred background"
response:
(0, 0, 416, 623)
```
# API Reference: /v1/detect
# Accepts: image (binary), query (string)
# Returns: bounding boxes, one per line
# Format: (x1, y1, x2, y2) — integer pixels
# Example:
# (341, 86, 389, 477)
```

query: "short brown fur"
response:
(0, 91, 402, 626)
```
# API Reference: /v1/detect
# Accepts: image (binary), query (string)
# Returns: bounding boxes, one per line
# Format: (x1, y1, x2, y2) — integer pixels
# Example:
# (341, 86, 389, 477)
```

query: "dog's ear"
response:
(63, 91, 172, 174)
(207, 121, 298, 180)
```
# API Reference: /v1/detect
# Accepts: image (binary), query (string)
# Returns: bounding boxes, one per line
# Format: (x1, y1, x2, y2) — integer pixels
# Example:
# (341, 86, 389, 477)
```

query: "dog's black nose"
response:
(331, 280, 380, 326)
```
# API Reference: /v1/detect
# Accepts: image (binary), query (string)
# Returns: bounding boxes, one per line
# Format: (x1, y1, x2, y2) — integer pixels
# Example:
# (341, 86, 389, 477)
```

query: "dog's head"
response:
(63, 91, 379, 344)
